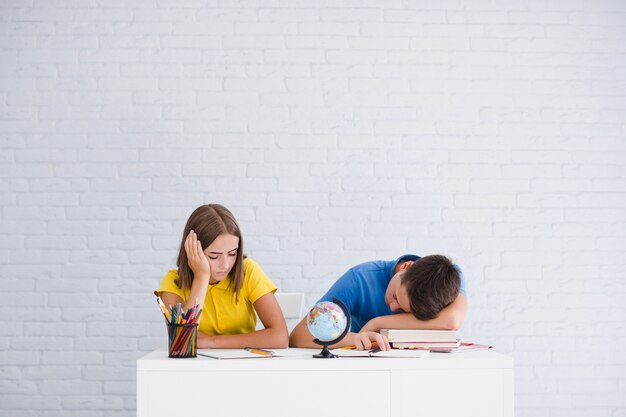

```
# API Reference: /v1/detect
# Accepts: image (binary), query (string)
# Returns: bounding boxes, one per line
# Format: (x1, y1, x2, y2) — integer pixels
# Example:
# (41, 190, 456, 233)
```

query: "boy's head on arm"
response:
(387, 255, 461, 321)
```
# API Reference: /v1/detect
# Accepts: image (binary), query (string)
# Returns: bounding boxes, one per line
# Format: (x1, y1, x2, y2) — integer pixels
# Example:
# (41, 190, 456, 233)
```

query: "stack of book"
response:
(380, 329, 460, 350)
(379, 329, 493, 353)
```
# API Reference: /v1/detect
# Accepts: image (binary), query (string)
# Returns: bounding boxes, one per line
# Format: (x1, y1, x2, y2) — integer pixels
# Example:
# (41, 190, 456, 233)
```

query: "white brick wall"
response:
(1, 1, 626, 416)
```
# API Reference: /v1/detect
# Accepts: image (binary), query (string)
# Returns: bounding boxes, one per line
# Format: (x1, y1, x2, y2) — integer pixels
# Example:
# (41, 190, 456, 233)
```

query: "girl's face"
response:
(203, 233, 239, 284)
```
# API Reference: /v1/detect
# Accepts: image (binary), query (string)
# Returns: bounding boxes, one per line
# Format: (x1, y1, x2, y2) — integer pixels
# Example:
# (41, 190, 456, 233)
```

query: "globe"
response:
(306, 301, 349, 343)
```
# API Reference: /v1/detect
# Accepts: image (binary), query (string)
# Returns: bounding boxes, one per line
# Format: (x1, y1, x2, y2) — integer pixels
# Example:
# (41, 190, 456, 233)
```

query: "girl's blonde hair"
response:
(175, 204, 244, 301)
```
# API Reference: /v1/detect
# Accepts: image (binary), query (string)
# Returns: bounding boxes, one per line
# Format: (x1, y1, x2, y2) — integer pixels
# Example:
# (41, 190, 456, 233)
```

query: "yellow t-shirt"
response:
(158, 258, 277, 336)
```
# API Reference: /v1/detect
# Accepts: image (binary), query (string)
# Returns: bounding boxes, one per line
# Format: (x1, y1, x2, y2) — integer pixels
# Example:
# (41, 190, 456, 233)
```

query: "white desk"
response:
(137, 349, 513, 417)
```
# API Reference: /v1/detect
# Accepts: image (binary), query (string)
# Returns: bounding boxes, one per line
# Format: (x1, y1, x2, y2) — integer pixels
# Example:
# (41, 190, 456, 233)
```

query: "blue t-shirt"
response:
(318, 255, 467, 333)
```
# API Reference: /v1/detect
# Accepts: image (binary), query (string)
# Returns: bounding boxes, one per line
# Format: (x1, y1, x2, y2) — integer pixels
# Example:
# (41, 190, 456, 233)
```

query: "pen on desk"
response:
(244, 347, 273, 356)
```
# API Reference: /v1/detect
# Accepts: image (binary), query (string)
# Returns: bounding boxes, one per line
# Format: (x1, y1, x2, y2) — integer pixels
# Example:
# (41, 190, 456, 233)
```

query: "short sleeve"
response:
(157, 269, 188, 301)
(243, 258, 277, 304)
(318, 268, 357, 314)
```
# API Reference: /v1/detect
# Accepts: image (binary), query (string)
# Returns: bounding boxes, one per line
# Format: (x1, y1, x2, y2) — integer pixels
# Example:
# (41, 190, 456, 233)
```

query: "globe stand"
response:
(311, 298, 351, 359)
(312, 343, 336, 359)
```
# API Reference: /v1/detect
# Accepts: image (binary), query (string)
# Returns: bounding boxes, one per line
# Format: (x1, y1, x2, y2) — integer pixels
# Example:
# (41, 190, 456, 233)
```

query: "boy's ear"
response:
(400, 261, 413, 271)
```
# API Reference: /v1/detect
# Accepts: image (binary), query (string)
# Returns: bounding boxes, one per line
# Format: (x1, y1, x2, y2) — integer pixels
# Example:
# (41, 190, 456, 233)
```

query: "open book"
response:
(330, 348, 430, 358)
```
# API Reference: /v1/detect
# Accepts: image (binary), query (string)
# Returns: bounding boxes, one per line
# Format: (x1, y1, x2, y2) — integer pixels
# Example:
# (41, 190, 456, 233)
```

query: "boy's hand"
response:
(184, 230, 211, 281)
(350, 331, 391, 351)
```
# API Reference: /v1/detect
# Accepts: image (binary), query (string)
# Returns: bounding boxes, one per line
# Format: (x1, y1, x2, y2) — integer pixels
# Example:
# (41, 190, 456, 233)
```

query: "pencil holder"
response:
(167, 323, 198, 358)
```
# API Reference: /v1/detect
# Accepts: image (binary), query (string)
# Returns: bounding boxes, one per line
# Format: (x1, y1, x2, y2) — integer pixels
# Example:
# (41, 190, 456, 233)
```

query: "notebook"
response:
(330, 348, 430, 358)
(198, 348, 274, 359)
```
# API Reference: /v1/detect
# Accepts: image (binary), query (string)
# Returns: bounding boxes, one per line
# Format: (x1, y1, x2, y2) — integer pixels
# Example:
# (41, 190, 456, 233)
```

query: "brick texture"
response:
(1, 1, 626, 416)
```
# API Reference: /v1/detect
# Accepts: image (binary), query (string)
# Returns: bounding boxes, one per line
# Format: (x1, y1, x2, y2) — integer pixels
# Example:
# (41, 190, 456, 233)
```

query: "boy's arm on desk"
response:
(360, 294, 468, 333)
(288, 318, 391, 351)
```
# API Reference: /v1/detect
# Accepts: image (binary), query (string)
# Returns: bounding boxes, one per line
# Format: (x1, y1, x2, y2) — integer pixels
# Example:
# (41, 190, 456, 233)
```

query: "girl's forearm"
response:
(198, 327, 289, 349)
(185, 275, 210, 311)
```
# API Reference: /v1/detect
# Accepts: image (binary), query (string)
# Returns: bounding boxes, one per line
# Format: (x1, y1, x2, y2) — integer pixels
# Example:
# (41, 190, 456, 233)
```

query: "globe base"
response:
(312, 344, 337, 359)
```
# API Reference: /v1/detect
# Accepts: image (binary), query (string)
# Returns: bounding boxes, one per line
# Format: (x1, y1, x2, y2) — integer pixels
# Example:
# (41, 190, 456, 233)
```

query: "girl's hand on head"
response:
(184, 230, 212, 282)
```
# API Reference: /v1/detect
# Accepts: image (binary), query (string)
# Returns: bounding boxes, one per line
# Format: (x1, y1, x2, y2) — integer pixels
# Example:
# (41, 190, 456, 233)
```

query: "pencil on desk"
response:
(244, 347, 273, 356)
(341, 341, 379, 350)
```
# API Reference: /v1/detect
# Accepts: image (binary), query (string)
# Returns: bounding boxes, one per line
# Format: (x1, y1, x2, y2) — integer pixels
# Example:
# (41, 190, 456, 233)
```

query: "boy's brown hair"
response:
(401, 255, 461, 321)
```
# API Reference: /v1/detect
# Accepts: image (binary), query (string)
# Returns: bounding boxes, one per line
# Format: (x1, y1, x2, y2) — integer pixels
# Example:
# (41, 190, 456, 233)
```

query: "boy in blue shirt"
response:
(289, 254, 468, 350)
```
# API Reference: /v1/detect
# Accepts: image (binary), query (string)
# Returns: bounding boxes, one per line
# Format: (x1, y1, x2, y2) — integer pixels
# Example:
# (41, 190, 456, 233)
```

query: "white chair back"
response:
(255, 292, 305, 333)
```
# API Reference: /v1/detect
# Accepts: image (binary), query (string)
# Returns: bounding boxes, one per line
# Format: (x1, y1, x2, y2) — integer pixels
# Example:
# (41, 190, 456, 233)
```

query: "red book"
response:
(392, 339, 462, 349)
(430, 342, 493, 353)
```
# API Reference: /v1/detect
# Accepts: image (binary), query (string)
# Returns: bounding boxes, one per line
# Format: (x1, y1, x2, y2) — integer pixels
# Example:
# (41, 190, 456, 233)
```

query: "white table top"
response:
(138, 348, 513, 372)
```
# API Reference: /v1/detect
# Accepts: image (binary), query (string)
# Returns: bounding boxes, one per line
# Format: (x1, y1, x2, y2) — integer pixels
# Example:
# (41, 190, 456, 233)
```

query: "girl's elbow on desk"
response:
(265, 328, 289, 349)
